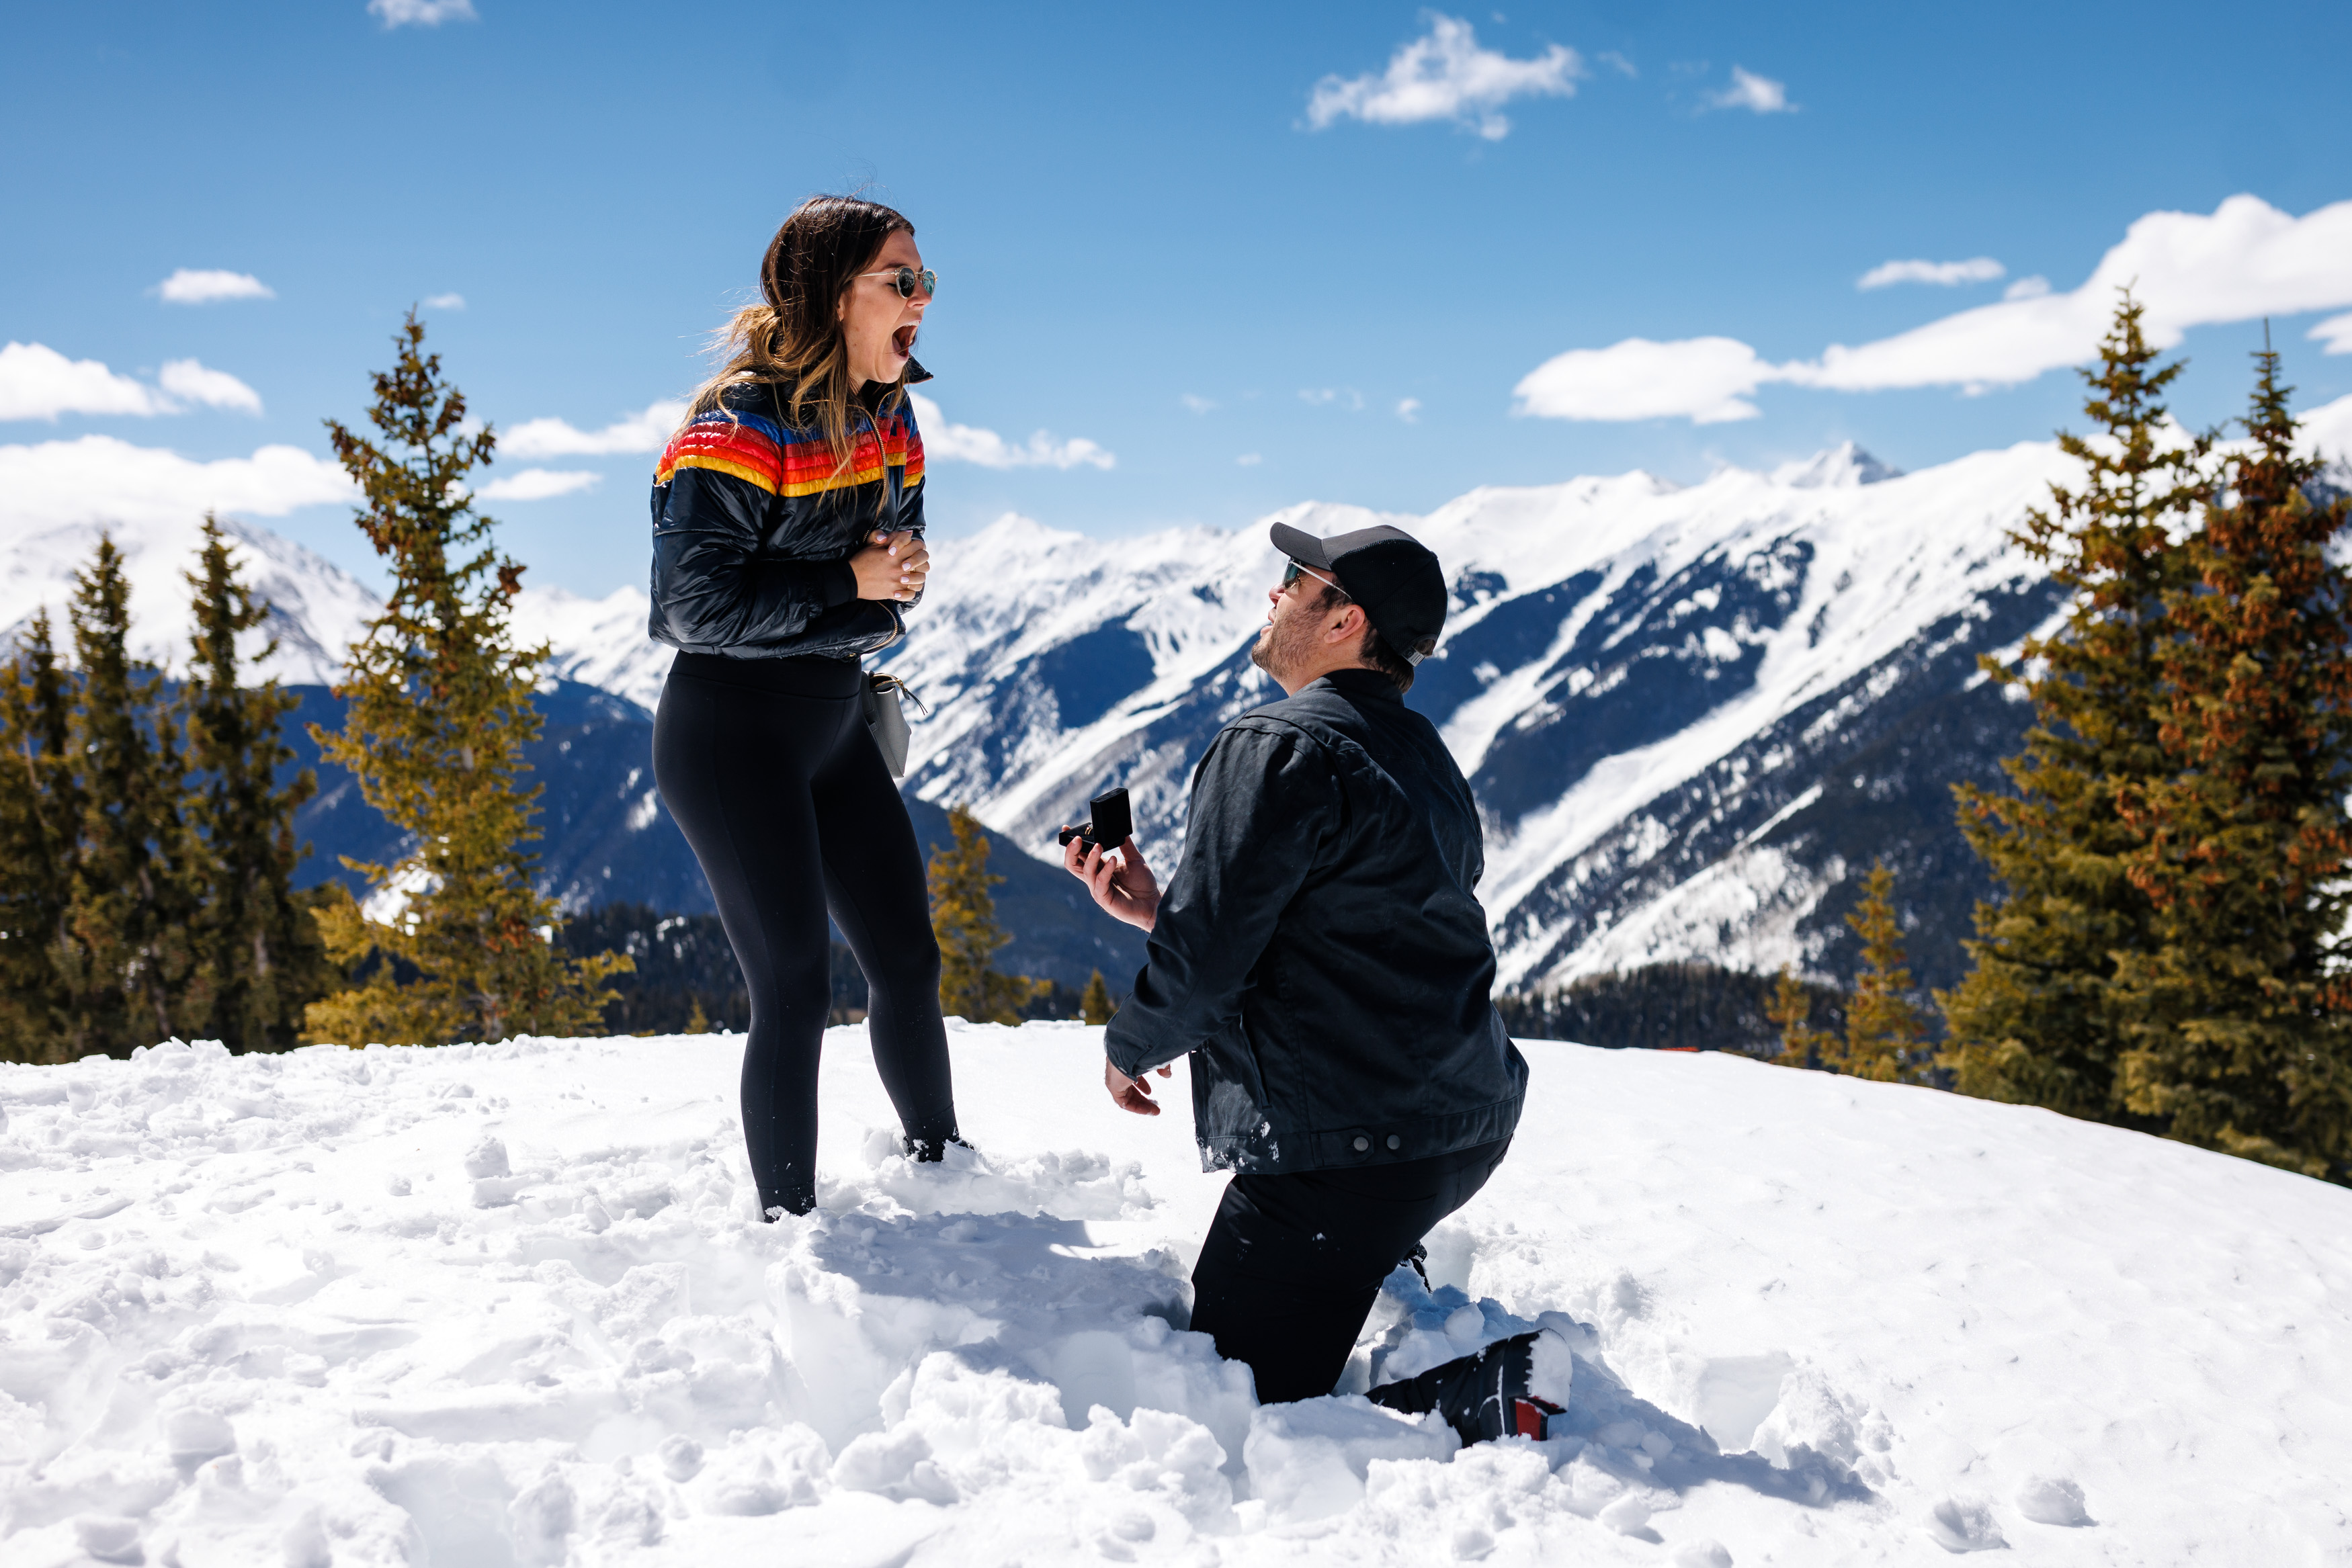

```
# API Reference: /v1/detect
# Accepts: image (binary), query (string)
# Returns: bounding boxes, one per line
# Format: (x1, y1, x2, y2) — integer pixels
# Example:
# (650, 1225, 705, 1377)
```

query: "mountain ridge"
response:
(2, 436, 2087, 996)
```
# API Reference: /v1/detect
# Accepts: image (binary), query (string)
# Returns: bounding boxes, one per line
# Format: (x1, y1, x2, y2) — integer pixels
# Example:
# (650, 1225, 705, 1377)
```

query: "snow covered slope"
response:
(0, 515, 661, 713)
(0, 516, 378, 688)
(3, 1025, 2345, 1565)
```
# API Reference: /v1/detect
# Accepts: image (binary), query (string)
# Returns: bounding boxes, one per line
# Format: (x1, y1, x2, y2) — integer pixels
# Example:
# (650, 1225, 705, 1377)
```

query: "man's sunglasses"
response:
(856, 266, 938, 300)
(1282, 559, 1346, 598)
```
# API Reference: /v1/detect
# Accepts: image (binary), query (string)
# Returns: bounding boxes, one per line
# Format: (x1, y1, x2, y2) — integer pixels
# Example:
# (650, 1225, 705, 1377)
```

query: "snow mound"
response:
(2, 1025, 2348, 1565)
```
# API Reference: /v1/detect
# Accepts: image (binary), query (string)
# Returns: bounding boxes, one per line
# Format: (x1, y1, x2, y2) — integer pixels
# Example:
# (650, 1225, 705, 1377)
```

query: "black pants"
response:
(653, 652, 959, 1218)
(1188, 1137, 1511, 1404)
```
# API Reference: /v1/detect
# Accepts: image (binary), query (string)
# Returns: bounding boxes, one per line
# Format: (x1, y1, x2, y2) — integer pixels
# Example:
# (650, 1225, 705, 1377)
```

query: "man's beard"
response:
(1248, 618, 1295, 679)
(1251, 601, 1324, 681)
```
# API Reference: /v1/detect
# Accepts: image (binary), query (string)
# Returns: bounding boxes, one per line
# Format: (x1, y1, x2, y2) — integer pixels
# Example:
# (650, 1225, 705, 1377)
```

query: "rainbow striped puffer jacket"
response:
(647, 369, 930, 662)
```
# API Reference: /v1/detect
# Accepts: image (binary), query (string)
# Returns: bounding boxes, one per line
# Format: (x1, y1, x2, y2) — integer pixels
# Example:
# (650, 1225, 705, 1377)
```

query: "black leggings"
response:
(653, 652, 959, 1217)
(1188, 1137, 1511, 1404)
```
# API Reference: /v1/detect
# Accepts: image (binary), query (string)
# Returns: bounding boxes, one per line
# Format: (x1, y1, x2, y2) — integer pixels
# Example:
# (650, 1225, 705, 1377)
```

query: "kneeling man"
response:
(1066, 523, 1549, 1437)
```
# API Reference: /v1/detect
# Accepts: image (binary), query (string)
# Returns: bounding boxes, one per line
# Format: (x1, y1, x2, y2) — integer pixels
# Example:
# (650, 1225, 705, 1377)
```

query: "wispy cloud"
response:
(1306, 15, 1581, 140)
(0, 435, 353, 528)
(2310, 312, 2352, 354)
(368, 0, 476, 27)
(476, 468, 600, 501)
(1396, 398, 1423, 423)
(156, 269, 274, 304)
(1597, 50, 1636, 78)
(1858, 257, 2005, 291)
(1707, 67, 1794, 114)
(909, 393, 1114, 471)
(1236, 453, 1263, 467)
(1299, 387, 1365, 410)
(501, 400, 685, 459)
(1179, 393, 1217, 415)
(1, 343, 261, 421)
(422, 292, 466, 311)
(1515, 195, 2352, 424)
(2005, 276, 2052, 300)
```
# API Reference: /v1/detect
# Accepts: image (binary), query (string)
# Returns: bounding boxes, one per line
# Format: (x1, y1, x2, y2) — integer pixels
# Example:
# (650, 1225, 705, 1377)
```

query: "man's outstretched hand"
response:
(1105, 1057, 1173, 1116)
(1062, 833, 1161, 932)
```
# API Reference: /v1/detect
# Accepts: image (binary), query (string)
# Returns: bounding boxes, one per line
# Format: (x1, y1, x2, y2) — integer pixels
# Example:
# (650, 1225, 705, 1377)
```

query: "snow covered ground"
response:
(3, 1025, 2347, 1566)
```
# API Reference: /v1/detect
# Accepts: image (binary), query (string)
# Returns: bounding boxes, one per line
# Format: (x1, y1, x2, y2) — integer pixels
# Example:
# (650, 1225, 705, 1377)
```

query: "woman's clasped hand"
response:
(852, 529, 928, 603)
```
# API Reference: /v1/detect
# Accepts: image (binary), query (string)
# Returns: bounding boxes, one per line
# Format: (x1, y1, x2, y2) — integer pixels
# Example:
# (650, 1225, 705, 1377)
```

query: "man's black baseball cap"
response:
(1268, 521, 1447, 665)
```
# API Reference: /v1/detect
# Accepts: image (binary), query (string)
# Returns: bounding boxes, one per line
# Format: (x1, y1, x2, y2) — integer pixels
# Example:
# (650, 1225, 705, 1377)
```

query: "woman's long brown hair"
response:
(681, 195, 914, 466)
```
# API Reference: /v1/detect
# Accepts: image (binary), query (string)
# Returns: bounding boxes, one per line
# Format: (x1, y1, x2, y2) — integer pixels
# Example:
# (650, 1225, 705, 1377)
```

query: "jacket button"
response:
(1386, 1135, 1401, 1151)
(1351, 1136, 1370, 1152)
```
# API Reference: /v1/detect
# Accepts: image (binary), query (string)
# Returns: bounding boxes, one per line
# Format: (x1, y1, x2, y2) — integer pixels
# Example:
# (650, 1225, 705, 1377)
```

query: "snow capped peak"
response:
(0, 513, 378, 686)
(962, 511, 1089, 551)
(1770, 441, 1904, 490)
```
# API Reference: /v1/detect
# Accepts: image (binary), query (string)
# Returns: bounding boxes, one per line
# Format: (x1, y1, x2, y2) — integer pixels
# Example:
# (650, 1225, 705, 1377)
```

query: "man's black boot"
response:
(1366, 1330, 1570, 1445)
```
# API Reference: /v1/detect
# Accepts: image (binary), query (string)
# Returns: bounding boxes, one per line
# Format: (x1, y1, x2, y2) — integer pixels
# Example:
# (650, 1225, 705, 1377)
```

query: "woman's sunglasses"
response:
(857, 266, 938, 300)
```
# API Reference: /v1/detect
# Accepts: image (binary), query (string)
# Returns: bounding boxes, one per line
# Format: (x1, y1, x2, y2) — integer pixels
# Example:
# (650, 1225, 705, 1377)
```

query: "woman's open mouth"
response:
(892, 324, 918, 359)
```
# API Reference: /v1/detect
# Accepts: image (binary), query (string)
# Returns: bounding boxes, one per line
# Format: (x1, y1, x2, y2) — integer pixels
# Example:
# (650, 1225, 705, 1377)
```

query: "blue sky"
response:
(6, 1, 2352, 597)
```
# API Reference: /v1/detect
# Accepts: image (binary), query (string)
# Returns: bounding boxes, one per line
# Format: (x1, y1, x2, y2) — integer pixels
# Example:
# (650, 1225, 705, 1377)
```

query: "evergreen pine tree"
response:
(1080, 968, 1116, 1026)
(0, 611, 83, 1064)
(181, 515, 333, 1052)
(57, 537, 208, 1056)
(927, 804, 1046, 1025)
(685, 996, 712, 1035)
(1842, 862, 1925, 1082)
(1940, 292, 2210, 1119)
(2107, 344, 2352, 1180)
(306, 314, 627, 1045)
(1767, 967, 1833, 1070)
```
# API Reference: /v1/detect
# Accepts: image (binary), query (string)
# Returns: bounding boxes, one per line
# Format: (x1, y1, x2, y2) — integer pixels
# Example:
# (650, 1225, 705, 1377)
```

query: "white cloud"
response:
(501, 400, 685, 459)
(1396, 398, 1423, 423)
(1299, 387, 1365, 410)
(1515, 337, 1774, 424)
(157, 359, 263, 415)
(476, 468, 601, 501)
(1, 342, 261, 421)
(2312, 312, 2352, 355)
(2, 342, 161, 420)
(1236, 453, 1263, 467)
(1516, 195, 2352, 424)
(1179, 393, 1217, 414)
(2004, 275, 2052, 300)
(2302, 392, 2352, 466)
(1306, 15, 1581, 140)
(0, 435, 353, 529)
(156, 269, 274, 304)
(1858, 257, 2005, 291)
(422, 292, 466, 311)
(1597, 50, 1636, 77)
(1708, 67, 1793, 114)
(908, 392, 1114, 471)
(368, 0, 476, 26)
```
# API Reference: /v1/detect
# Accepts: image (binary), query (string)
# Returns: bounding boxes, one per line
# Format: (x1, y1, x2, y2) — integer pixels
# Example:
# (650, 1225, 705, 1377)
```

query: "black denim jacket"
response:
(1105, 669, 1527, 1174)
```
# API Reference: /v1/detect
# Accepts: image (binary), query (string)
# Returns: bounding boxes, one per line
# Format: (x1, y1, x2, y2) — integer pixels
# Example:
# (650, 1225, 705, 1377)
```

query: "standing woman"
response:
(649, 195, 960, 1219)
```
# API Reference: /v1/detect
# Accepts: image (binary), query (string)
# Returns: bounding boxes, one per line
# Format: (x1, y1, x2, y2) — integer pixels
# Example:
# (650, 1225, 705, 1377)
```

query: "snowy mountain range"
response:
(0, 435, 2159, 994)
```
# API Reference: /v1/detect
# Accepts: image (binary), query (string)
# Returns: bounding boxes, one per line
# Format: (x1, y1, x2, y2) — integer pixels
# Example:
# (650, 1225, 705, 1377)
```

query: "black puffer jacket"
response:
(647, 370, 930, 661)
(1103, 668, 1527, 1174)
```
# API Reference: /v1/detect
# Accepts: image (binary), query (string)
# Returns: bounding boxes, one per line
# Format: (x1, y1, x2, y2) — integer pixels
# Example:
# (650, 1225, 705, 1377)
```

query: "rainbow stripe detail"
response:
(657, 406, 925, 499)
